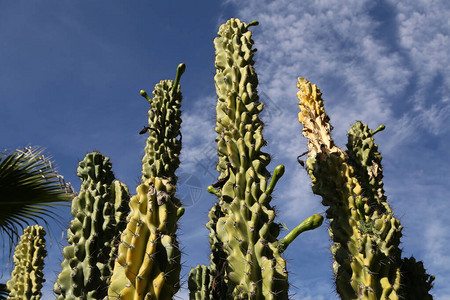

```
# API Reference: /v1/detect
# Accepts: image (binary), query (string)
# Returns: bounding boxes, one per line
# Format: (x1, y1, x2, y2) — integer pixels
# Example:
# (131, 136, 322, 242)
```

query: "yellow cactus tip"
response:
(297, 77, 308, 88)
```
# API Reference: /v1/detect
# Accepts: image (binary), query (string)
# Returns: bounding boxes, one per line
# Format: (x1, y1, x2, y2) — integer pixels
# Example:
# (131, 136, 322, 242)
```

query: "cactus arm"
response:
(172, 63, 186, 92)
(246, 20, 259, 27)
(264, 164, 285, 196)
(140, 89, 152, 104)
(6, 225, 47, 300)
(275, 214, 324, 253)
(207, 185, 221, 197)
(370, 124, 385, 136)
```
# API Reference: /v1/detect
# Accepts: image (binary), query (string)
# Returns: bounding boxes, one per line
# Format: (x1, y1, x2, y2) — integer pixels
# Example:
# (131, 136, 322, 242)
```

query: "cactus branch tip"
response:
(276, 214, 324, 253)
(371, 124, 386, 136)
(140, 89, 152, 103)
(265, 164, 285, 196)
(173, 63, 186, 91)
(247, 20, 259, 27)
(177, 207, 185, 219)
(207, 185, 221, 197)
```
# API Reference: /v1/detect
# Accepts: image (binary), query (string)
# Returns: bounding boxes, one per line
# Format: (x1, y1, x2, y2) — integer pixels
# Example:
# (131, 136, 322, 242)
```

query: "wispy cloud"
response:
(227, 0, 449, 298)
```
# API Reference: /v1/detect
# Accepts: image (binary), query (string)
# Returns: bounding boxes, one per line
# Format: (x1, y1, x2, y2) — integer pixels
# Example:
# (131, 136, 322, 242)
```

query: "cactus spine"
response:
(53, 152, 130, 299)
(188, 19, 323, 300)
(6, 225, 47, 300)
(297, 77, 433, 299)
(108, 63, 185, 300)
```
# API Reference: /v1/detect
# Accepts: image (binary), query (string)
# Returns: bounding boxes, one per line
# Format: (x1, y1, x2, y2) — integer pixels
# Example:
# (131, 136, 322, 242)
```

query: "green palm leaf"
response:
(0, 146, 73, 250)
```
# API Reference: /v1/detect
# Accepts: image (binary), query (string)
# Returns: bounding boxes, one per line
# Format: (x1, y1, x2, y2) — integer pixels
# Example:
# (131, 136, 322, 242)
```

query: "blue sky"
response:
(1, 0, 449, 299)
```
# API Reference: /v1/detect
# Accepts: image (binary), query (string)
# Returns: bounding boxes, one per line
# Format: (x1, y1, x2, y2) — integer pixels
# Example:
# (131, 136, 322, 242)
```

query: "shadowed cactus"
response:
(6, 225, 47, 300)
(297, 77, 434, 299)
(108, 63, 185, 300)
(53, 152, 130, 299)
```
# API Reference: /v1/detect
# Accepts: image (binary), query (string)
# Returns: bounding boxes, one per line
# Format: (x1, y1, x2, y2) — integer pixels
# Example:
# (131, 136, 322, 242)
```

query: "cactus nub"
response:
(297, 77, 434, 299)
(54, 152, 130, 299)
(108, 64, 185, 299)
(6, 225, 47, 300)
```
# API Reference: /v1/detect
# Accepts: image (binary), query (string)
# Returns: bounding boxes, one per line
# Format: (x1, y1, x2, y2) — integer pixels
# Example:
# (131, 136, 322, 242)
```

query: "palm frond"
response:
(0, 146, 74, 249)
(0, 283, 9, 299)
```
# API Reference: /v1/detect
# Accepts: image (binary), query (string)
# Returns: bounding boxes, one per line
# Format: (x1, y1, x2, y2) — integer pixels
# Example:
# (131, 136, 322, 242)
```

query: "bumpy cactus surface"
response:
(188, 19, 323, 300)
(108, 63, 185, 300)
(297, 77, 433, 299)
(53, 152, 130, 299)
(188, 202, 227, 300)
(6, 225, 46, 300)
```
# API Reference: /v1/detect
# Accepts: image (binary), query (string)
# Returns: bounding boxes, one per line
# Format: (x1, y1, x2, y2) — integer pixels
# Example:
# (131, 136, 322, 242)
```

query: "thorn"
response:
(139, 126, 151, 135)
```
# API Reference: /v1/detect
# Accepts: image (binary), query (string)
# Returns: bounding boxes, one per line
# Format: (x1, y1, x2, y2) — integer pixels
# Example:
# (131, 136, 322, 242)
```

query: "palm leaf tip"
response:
(0, 146, 74, 245)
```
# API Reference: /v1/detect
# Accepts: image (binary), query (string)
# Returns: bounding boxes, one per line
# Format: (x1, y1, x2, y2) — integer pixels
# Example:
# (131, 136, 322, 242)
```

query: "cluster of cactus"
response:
(4, 17, 434, 300)
(6, 225, 47, 300)
(297, 77, 434, 299)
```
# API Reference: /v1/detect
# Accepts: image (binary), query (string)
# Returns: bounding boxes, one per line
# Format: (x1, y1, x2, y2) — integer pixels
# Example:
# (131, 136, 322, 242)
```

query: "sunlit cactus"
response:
(108, 63, 185, 300)
(6, 225, 47, 300)
(297, 77, 434, 299)
(188, 18, 323, 300)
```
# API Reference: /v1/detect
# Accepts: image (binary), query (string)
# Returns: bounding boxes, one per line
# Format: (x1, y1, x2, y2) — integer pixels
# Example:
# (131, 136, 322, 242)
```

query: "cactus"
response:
(189, 203, 227, 300)
(6, 225, 47, 300)
(188, 18, 323, 300)
(140, 63, 185, 184)
(297, 77, 433, 299)
(399, 256, 435, 300)
(108, 63, 185, 300)
(53, 152, 130, 299)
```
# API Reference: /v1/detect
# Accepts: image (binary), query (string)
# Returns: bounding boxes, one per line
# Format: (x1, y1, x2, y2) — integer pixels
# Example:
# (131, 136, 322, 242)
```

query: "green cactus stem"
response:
(6, 225, 47, 300)
(399, 256, 435, 300)
(108, 178, 183, 299)
(275, 214, 324, 253)
(108, 64, 185, 300)
(188, 265, 215, 300)
(189, 18, 322, 299)
(297, 77, 433, 299)
(140, 63, 185, 184)
(53, 152, 130, 299)
(189, 201, 228, 300)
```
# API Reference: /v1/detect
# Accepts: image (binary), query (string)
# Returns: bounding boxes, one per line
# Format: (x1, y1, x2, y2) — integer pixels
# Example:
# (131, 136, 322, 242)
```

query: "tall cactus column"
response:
(108, 63, 185, 300)
(189, 19, 323, 300)
(53, 152, 130, 299)
(6, 225, 47, 300)
(296, 78, 433, 299)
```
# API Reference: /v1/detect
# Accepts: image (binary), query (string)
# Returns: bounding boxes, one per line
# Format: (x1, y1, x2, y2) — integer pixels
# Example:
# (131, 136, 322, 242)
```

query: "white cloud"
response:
(226, 0, 449, 298)
(179, 96, 217, 172)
